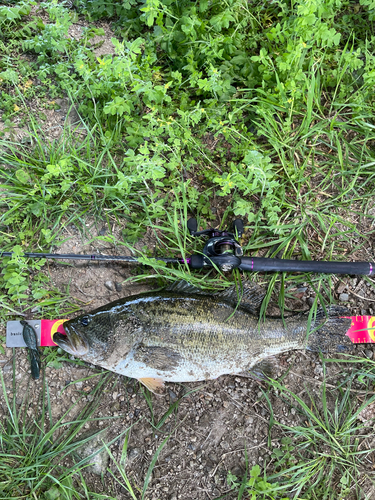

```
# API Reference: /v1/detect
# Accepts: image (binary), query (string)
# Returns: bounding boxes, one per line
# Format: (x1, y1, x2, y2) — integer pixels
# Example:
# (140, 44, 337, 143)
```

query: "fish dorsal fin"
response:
(166, 280, 209, 295)
(139, 377, 165, 396)
(167, 280, 266, 314)
(216, 281, 266, 314)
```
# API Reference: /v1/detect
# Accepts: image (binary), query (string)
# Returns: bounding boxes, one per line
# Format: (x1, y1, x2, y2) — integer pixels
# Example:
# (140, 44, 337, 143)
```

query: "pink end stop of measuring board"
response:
(40, 319, 68, 346)
(343, 316, 375, 344)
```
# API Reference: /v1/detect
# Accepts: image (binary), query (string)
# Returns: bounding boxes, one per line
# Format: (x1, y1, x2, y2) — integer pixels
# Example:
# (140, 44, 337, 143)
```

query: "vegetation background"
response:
(1, 0, 375, 498)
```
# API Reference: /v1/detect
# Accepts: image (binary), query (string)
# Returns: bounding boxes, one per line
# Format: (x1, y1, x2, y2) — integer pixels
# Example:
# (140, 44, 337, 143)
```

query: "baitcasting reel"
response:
(186, 218, 244, 272)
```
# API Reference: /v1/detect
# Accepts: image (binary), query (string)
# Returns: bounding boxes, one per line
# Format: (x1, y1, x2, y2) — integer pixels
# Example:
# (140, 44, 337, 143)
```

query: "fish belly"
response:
(113, 351, 229, 382)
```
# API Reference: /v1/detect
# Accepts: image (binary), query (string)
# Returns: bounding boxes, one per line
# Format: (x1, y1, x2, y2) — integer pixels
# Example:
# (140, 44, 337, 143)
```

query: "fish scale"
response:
(53, 281, 353, 394)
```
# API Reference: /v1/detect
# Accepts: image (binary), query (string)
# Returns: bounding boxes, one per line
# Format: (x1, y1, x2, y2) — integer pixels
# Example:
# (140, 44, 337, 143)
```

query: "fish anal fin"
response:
(217, 281, 266, 314)
(239, 357, 279, 381)
(139, 377, 165, 395)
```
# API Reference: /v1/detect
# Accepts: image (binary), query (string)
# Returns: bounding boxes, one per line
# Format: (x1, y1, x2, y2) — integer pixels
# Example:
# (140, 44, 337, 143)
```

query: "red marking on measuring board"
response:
(41, 319, 67, 346)
(343, 316, 375, 344)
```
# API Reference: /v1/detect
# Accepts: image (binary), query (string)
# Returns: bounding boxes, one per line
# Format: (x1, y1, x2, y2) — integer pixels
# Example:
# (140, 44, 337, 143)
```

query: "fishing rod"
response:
(1, 218, 374, 276)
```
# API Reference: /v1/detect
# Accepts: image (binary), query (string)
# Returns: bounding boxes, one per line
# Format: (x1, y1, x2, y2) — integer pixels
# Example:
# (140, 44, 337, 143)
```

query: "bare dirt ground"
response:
(2, 13, 375, 500)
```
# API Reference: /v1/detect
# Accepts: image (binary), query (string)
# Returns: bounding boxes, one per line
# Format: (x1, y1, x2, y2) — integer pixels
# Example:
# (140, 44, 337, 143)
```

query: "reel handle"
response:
(233, 219, 244, 238)
(187, 218, 198, 235)
(187, 218, 244, 238)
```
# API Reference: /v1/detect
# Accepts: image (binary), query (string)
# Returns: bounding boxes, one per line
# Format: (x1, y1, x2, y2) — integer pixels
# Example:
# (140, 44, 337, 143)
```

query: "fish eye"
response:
(81, 316, 90, 326)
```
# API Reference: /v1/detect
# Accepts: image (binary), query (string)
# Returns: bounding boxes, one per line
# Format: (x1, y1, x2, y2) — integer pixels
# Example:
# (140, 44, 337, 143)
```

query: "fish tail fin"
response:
(306, 306, 353, 354)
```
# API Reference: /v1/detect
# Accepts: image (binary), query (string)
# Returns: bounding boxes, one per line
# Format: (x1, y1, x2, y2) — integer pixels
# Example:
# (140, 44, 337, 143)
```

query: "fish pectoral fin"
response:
(134, 344, 181, 371)
(139, 377, 165, 395)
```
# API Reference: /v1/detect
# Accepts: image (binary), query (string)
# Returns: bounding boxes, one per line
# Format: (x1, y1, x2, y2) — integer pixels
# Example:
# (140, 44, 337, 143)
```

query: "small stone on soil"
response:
(115, 282, 122, 292)
(2, 365, 12, 375)
(314, 365, 324, 377)
(126, 447, 142, 464)
(339, 293, 349, 302)
(169, 389, 178, 402)
(365, 349, 373, 359)
(307, 297, 315, 306)
(104, 280, 114, 291)
(111, 402, 120, 411)
(74, 429, 110, 475)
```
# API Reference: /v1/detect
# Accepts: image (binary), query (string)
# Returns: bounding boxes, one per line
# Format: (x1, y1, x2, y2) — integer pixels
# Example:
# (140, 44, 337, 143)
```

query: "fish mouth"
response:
(53, 325, 89, 356)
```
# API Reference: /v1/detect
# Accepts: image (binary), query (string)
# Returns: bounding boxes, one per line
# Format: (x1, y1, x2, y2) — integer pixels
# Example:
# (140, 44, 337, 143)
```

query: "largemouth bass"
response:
(53, 281, 353, 394)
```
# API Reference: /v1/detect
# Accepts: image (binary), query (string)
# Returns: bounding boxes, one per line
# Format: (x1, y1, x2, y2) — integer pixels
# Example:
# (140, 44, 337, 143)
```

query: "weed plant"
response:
(227, 462, 291, 499)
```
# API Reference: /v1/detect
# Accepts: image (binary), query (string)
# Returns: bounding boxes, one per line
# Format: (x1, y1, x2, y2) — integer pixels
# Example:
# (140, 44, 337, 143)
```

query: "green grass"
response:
(0, 361, 177, 500)
(1, 0, 375, 497)
(227, 359, 375, 499)
(267, 362, 375, 499)
(0, 366, 117, 499)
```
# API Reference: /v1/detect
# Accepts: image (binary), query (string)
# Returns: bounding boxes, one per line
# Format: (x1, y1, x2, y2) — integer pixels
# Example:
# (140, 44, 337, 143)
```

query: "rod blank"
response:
(0, 252, 181, 264)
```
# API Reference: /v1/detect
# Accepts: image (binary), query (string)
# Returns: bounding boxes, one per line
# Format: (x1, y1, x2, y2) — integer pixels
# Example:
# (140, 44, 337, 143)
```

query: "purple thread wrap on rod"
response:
(179, 258, 191, 265)
(370, 263, 373, 275)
